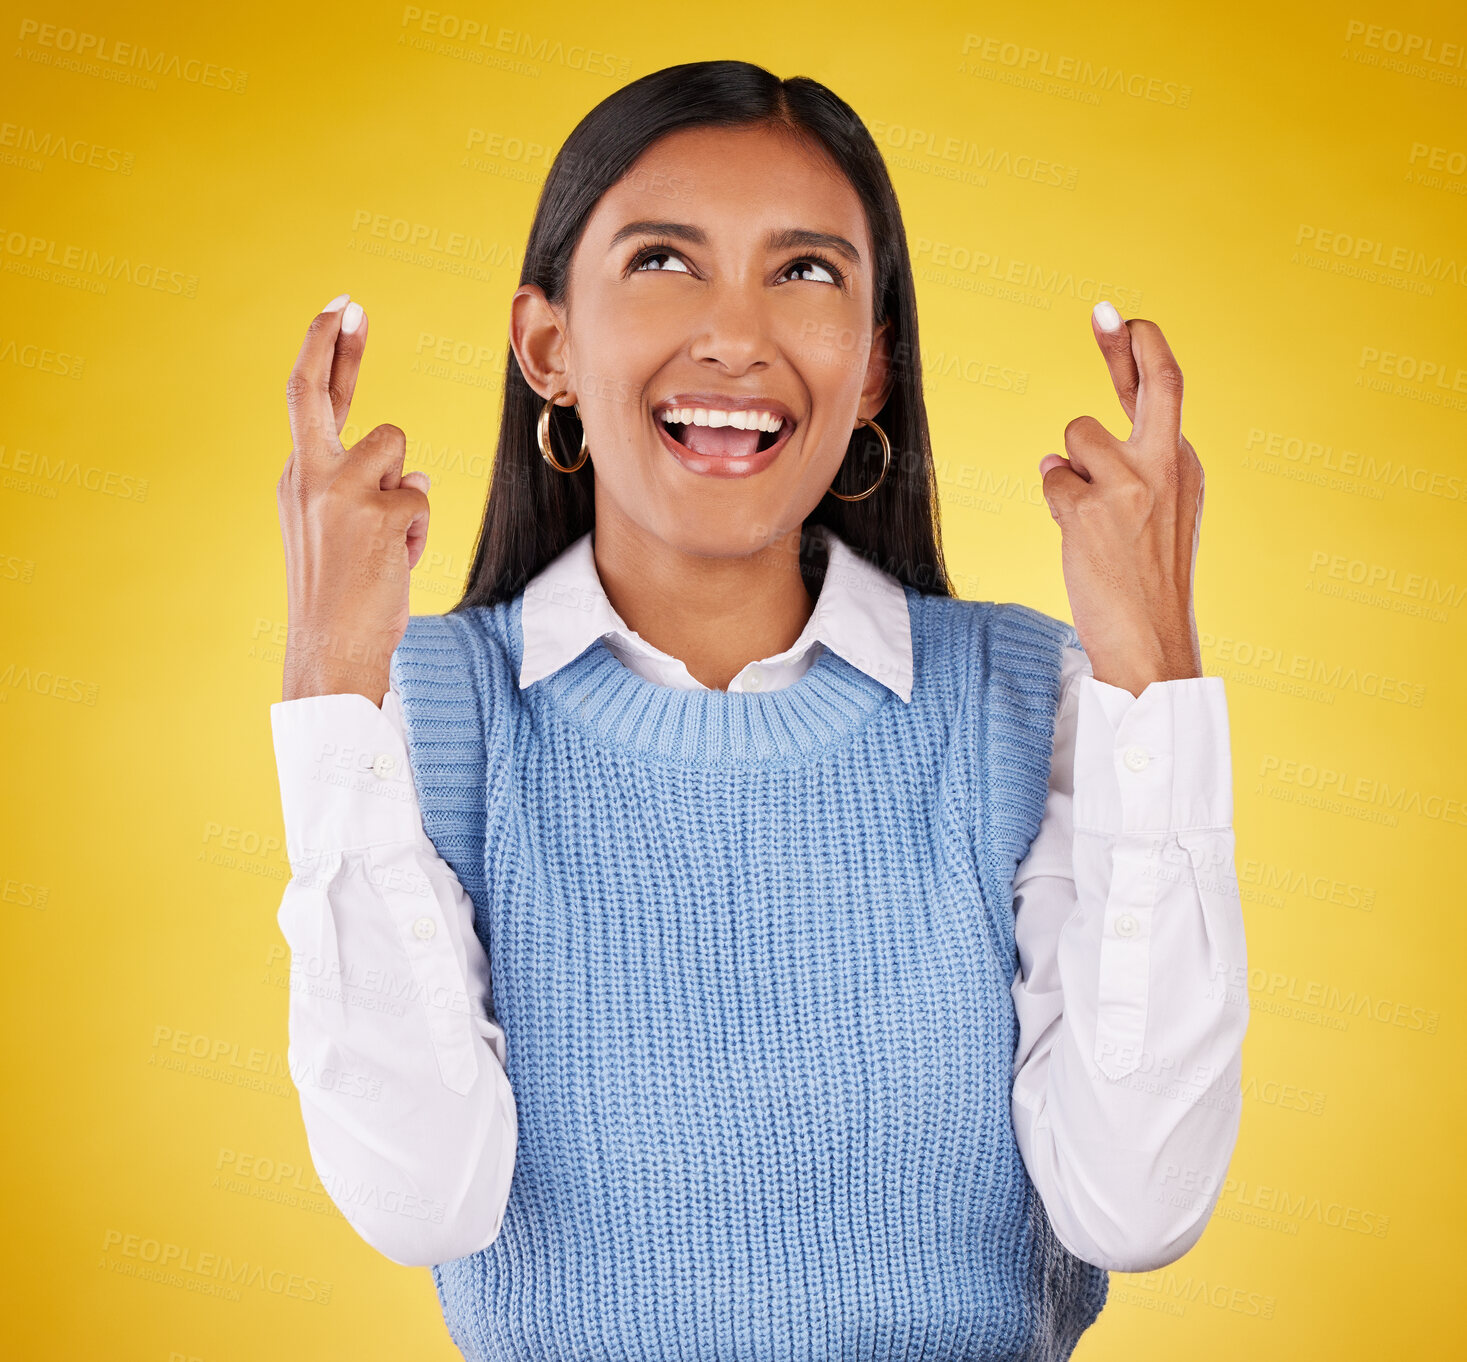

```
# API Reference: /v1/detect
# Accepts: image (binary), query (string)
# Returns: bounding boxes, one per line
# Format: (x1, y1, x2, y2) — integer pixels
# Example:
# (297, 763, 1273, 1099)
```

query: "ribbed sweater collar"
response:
(503, 589, 905, 768)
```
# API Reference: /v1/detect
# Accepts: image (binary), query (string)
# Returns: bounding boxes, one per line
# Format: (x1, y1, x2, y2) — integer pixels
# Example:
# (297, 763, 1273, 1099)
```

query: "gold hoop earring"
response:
(538, 389, 590, 473)
(827, 417, 891, 502)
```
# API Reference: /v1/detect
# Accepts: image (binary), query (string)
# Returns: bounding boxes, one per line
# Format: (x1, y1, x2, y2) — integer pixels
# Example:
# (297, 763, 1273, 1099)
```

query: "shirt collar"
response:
(517, 524, 913, 703)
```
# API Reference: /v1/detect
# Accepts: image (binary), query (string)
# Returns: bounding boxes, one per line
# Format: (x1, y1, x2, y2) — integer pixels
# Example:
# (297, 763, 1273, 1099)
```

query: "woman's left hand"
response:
(1038, 307, 1206, 698)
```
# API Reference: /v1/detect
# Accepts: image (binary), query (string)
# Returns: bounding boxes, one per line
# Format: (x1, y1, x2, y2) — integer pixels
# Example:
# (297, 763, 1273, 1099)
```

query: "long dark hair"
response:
(455, 59, 952, 611)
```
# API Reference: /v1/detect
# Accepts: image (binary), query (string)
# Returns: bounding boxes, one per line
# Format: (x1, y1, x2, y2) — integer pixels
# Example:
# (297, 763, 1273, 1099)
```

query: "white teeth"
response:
(658, 406, 785, 432)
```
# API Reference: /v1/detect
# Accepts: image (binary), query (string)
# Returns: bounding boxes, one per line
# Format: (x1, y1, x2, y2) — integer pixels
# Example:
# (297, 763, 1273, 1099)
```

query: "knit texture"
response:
(389, 584, 1109, 1361)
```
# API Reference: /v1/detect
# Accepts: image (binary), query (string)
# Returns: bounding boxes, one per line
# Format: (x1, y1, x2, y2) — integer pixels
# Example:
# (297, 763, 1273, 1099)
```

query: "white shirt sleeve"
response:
(270, 686, 517, 1267)
(1010, 645, 1249, 1272)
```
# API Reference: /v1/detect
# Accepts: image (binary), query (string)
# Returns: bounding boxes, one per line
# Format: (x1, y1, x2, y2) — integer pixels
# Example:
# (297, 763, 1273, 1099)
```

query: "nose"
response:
(687, 279, 775, 374)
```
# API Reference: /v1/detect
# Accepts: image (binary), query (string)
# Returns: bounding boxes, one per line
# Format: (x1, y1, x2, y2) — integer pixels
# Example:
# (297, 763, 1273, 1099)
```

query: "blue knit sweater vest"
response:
(389, 583, 1109, 1361)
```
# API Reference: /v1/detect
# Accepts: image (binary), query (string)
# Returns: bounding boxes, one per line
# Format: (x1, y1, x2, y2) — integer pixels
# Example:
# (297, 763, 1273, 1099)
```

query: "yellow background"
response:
(3, 0, 1463, 1357)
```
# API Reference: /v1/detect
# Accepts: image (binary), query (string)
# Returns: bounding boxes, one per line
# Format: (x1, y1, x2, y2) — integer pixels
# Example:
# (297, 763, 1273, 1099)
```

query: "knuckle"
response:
(284, 371, 315, 407)
(303, 483, 351, 528)
(1117, 475, 1155, 512)
(1153, 363, 1185, 394)
(277, 471, 309, 516)
(1063, 414, 1098, 445)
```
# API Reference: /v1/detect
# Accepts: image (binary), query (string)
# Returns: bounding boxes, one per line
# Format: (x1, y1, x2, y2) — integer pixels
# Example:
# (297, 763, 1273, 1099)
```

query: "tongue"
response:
(681, 423, 761, 458)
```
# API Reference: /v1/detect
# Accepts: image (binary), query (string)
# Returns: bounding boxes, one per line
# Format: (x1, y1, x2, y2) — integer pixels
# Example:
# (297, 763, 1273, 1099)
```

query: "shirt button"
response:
(1115, 913, 1140, 938)
(745, 667, 763, 691)
(372, 752, 397, 779)
(413, 916, 437, 940)
(1123, 745, 1150, 772)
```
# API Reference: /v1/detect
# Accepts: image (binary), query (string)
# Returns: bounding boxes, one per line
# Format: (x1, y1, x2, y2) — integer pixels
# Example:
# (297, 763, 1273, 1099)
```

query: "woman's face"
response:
(517, 123, 892, 559)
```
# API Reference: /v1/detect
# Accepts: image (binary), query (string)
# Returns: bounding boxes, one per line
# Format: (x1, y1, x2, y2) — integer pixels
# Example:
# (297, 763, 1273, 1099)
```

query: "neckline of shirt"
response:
(508, 588, 912, 769)
(516, 523, 914, 704)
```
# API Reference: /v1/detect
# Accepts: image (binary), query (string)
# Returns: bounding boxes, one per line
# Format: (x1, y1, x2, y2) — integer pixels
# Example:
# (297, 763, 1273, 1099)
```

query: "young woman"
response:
(272, 60, 1247, 1361)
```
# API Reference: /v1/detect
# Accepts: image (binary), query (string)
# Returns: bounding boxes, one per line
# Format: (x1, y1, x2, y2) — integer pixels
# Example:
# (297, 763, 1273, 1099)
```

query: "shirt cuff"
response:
(269, 691, 424, 862)
(1072, 675, 1232, 836)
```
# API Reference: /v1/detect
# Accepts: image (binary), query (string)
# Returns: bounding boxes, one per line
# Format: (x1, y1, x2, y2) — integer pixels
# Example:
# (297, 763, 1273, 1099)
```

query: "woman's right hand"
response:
(277, 295, 431, 704)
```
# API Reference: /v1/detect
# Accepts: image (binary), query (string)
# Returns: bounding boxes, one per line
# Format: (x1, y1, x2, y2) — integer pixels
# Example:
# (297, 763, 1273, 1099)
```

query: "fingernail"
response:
(341, 302, 364, 334)
(1093, 300, 1123, 332)
(323, 293, 350, 313)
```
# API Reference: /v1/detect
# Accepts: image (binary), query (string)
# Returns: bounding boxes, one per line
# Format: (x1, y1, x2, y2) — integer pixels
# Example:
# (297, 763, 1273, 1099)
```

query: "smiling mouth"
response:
(655, 412, 792, 459)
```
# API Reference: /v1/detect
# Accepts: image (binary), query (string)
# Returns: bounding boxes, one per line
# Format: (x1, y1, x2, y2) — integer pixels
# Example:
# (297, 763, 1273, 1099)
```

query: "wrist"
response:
(1088, 660, 1204, 698)
(1085, 626, 1202, 698)
(281, 663, 390, 705)
(282, 623, 397, 704)
(281, 672, 389, 705)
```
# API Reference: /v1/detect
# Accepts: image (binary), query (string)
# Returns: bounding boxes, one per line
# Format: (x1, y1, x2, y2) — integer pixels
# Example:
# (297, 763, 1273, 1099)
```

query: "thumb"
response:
(1039, 456, 1086, 524)
(398, 471, 431, 570)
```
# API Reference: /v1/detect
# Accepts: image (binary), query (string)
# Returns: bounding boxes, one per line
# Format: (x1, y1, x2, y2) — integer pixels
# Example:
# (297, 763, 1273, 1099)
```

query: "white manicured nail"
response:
(1093, 300, 1123, 332)
(323, 293, 350, 313)
(341, 302, 364, 334)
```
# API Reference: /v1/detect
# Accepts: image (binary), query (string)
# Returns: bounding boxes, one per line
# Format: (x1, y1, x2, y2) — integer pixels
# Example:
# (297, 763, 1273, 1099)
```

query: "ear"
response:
(857, 319, 895, 421)
(509, 284, 573, 402)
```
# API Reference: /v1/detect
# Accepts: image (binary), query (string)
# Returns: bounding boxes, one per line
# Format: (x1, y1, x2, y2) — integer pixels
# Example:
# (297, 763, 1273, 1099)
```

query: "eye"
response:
(629, 245, 692, 274)
(625, 241, 847, 289)
(781, 256, 844, 287)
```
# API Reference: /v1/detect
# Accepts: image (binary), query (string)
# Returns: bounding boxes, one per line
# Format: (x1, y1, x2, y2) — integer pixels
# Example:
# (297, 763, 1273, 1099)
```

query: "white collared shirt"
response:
(270, 526, 1246, 1272)
(518, 524, 914, 700)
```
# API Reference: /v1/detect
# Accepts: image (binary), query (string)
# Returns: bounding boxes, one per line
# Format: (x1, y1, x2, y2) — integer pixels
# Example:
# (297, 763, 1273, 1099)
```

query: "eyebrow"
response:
(607, 218, 863, 265)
